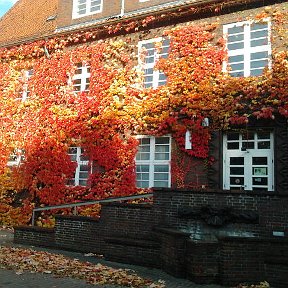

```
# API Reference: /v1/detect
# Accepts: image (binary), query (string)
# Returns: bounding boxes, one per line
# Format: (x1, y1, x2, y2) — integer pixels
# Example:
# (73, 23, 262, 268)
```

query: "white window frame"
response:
(223, 131, 274, 191)
(17, 69, 33, 102)
(135, 135, 171, 188)
(138, 37, 169, 89)
(72, 63, 90, 94)
(68, 147, 90, 186)
(7, 149, 25, 166)
(72, 0, 103, 19)
(223, 19, 271, 77)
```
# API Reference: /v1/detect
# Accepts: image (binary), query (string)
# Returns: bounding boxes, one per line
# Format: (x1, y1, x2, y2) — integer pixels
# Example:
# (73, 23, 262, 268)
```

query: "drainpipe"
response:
(120, 0, 125, 16)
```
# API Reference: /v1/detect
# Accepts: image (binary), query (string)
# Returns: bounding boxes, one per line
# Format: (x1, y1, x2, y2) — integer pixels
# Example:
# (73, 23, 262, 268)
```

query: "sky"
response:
(0, 0, 18, 18)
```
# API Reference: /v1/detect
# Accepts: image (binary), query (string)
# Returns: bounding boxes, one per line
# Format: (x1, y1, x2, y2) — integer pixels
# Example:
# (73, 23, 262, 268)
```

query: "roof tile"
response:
(0, 0, 58, 47)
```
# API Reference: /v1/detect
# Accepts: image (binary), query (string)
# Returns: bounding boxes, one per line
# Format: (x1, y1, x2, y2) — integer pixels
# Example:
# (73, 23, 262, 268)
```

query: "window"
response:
(72, 63, 90, 93)
(223, 130, 274, 191)
(136, 136, 171, 188)
(68, 147, 90, 186)
(138, 38, 169, 88)
(7, 149, 25, 166)
(72, 0, 103, 18)
(223, 20, 271, 77)
(17, 69, 33, 101)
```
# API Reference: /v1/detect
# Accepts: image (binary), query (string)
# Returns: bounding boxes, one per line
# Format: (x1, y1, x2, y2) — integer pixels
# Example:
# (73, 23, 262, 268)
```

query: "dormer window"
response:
(72, 0, 103, 19)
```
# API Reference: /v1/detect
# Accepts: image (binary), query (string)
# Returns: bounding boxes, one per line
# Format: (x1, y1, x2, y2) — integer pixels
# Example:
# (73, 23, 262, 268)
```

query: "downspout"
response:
(120, 0, 125, 17)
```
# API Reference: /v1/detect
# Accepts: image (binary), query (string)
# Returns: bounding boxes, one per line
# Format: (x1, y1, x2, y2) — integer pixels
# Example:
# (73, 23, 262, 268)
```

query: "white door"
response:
(223, 130, 274, 191)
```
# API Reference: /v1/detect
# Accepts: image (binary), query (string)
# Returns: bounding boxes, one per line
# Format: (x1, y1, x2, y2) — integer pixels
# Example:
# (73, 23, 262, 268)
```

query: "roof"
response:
(0, 0, 58, 47)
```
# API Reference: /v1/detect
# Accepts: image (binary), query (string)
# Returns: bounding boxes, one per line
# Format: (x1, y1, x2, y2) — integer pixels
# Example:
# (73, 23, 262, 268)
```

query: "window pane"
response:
(136, 153, 150, 161)
(137, 181, 149, 188)
(251, 30, 268, 40)
(257, 131, 270, 139)
(227, 142, 239, 150)
(136, 165, 149, 173)
(230, 63, 244, 71)
(258, 141, 270, 149)
(251, 51, 268, 60)
(230, 177, 244, 185)
(251, 39, 268, 47)
(242, 132, 254, 140)
(155, 145, 169, 153)
(242, 142, 254, 149)
(230, 167, 244, 175)
(228, 34, 244, 43)
(155, 137, 169, 144)
(228, 42, 244, 50)
(79, 172, 89, 179)
(252, 177, 268, 185)
(250, 69, 264, 76)
(140, 138, 150, 145)
(253, 167, 267, 175)
(138, 146, 150, 153)
(252, 157, 267, 165)
(230, 157, 244, 165)
(154, 165, 169, 172)
(79, 179, 87, 186)
(229, 55, 244, 63)
(228, 26, 244, 34)
(230, 71, 244, 77)
(155, 153, 169, 161)
(251, 23, 268, 31)
(154, 173, 169, 181)
(251, 59, 268, 69)
(154, 181, 169, 187)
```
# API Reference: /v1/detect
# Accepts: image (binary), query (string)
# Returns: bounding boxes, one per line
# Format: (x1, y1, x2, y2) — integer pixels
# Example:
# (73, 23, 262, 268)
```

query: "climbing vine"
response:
(0, 5, 287, 226)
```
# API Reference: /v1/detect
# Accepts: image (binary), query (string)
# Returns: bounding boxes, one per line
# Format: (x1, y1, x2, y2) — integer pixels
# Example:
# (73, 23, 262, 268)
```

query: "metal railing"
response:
(31, 193, 153, 226)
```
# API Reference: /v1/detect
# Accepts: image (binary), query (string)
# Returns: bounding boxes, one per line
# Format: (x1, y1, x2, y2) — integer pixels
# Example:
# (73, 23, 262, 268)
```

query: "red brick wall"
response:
(14, 189, 288, 287)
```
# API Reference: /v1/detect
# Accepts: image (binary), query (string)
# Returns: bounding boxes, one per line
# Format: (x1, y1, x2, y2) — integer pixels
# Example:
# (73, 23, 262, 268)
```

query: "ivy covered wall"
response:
(0, 2, 287, 226)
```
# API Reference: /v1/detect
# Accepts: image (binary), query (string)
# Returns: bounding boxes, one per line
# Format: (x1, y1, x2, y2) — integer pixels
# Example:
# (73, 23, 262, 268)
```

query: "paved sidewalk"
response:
(0, 229, 225, 288)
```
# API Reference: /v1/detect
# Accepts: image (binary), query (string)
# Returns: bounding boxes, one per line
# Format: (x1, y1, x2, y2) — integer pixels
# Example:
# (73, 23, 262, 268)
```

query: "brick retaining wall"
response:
(14, 189, 288, 287)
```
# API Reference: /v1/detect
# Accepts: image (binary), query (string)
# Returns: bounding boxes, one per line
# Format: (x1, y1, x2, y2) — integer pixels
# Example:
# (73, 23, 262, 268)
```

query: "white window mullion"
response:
(244, 151, 252, 190)
(150, 137, 156, 187)
(243, 23, 251, 77)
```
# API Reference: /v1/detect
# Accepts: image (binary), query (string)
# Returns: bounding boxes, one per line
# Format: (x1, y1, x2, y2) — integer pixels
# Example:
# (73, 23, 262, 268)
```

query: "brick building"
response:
(2, 1, 288, 286)
(0, 0, 287, 218)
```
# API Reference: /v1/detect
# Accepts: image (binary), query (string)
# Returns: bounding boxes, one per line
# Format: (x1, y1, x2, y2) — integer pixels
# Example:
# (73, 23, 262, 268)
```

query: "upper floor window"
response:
(72, 63, 90, 93)
(223, 20, 271, 77)
(138, 38, 169, 88)
(67, 147, 90, 186)
(72, 0, 103, 19)
(136, 136, 171, 188)
(17, 69, 33, 101)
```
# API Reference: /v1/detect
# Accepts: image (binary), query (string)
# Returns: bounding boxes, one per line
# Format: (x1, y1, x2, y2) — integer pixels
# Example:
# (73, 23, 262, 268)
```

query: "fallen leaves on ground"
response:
(0, 246, 165, 287)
